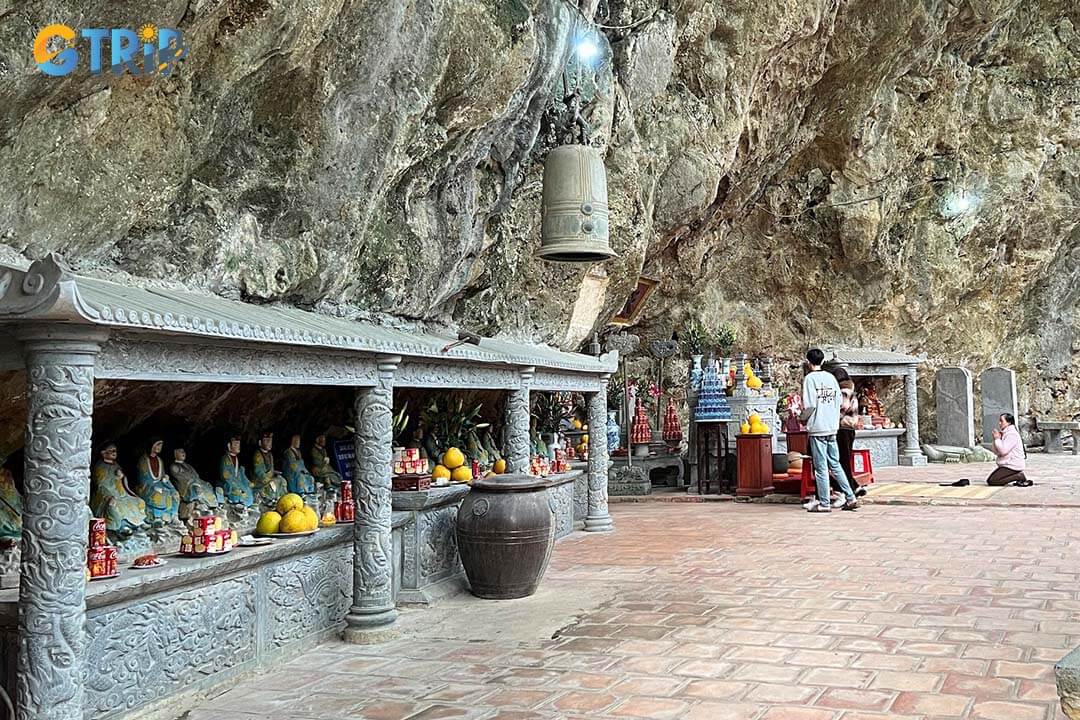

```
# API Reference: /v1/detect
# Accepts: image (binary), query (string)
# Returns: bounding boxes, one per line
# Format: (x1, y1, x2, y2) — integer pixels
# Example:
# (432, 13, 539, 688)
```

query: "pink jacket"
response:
(993, 424, 1025, 471)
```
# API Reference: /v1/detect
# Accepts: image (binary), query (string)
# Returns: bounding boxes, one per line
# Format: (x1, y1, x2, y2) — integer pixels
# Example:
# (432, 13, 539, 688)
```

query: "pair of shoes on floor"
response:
(940, 478, 970, 487)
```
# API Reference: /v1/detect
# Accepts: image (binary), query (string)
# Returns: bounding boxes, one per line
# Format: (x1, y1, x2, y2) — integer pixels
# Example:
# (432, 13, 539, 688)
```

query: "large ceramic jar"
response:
(456, 474, 555, 599)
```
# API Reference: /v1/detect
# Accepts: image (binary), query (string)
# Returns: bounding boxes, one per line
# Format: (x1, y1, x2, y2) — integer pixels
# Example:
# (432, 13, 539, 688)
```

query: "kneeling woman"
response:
(988, 413, 1030, 486)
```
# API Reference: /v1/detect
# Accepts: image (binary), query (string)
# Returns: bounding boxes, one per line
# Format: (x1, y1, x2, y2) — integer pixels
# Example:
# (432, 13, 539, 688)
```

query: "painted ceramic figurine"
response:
(251, 431, 287, 509)
(0, 456, 22, 541)
(170, 447, 224, 519)
(283, 434, 316, 499)
(136, 438, 181, 527)
(310, 434, 342, 492)
(91, 442, 150, 539)
(219, 435, 255, 507)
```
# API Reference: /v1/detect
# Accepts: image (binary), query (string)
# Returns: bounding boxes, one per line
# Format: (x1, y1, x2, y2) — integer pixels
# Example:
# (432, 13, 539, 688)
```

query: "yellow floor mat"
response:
(865, 482, 1003, 500)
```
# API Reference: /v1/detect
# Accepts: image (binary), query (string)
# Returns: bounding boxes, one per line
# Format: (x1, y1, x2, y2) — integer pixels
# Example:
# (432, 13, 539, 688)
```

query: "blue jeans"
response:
(809, 435, 855, 507)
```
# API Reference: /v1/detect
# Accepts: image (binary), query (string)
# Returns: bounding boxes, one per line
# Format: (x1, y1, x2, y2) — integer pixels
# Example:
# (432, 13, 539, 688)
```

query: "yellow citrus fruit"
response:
(493, 458, 506, 474)
(320, 512, 336, 527)
(748, 413, 761, 424)
(302, 506, 319, 531)
(739, 421, 751, 434)
(255, 511, 282, 535)
(441, 447, 465, 469)
(279, 508, 307, 533)
(432, 464, 452, 480)
(276, 493, 303, 514)
(571, 418, 583, 429)
(451, 466, 473, 483)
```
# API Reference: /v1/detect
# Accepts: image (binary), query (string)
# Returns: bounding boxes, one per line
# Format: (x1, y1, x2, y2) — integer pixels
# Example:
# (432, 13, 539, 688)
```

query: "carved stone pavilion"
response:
(824, 347, 928, 467)
(0, 255, 618, 720)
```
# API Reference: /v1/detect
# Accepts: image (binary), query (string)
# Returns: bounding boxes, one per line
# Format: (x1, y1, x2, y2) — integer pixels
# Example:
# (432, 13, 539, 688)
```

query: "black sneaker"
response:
(840, 499, 858, 511)
(855, 486, 867, 497)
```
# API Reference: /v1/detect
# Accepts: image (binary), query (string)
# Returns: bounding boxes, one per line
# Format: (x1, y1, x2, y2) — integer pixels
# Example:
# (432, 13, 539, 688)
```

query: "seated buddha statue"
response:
(169, 446, 224, 520)
(0, 457, 21, 541)
(136, 438, 182, 527)
(283, 434, 317, 502)
(310, 434, 342, 493)
(91, 443, 150, 539)
(251, 432, 287, 509)
(219, 435, 255, 508)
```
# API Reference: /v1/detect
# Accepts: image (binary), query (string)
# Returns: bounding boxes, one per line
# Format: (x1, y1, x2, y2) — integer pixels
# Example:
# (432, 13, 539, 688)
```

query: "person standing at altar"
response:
(801, 349, 857, 513)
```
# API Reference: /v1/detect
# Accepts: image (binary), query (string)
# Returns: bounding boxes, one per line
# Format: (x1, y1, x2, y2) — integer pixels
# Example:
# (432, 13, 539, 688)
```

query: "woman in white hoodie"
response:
(987, 413, 1030, 486)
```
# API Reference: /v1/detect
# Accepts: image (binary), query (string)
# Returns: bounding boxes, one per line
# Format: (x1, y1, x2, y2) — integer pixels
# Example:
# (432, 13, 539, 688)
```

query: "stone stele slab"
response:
(981, 366, 1018, 445)
(936, 366, 975, 448)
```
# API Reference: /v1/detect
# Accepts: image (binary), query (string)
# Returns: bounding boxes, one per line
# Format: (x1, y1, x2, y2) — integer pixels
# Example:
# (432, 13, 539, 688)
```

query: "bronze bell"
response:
(538, 144, 617, 263)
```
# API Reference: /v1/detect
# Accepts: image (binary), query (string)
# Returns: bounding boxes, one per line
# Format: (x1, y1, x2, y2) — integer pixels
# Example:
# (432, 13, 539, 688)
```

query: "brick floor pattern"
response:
(190, 500, 1076, 719)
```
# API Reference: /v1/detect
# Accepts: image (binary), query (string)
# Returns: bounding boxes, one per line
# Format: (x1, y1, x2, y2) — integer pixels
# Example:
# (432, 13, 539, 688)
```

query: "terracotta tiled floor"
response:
(187, 481, 1079, 720)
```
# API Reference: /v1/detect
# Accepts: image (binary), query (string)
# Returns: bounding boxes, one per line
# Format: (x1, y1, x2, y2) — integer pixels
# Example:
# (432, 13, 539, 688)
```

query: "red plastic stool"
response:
(851, 448, 875, 485)
(799, 456, 815, 499)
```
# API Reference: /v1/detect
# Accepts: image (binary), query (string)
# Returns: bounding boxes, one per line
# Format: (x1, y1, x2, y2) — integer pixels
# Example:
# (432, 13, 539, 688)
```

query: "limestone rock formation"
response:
(1, 0, 1078, 435)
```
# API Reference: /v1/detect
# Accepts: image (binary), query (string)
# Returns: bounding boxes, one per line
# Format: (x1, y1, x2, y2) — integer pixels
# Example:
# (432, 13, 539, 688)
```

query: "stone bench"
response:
(1041, 420, 1080, 455)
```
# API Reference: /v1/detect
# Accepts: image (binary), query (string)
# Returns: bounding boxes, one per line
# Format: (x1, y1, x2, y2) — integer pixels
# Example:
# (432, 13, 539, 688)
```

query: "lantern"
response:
(538, 144, 617, 263)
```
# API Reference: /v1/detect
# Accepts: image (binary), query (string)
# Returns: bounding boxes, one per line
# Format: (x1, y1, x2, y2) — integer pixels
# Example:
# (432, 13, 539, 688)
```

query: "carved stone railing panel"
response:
(548, 481, 575, 540)
(418, 505, 461, 581)
(267, 545, 351, 648)
(84, 575, 257, 717)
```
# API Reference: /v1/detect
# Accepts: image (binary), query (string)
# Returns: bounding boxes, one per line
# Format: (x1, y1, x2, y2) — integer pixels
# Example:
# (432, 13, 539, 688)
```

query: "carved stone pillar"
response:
(17, 328, 105, 720)
(585, 375, 614, 532)
(899, 364, 927, 466)
(505, 366, 534, 474)
(344, 355, 400, 643)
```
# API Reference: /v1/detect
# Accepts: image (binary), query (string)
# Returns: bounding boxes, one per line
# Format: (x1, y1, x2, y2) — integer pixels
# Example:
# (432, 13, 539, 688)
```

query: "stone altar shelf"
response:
(0, 254, 619, 720)
(0, 525, 366, 720)
(0, 479, 580, 720)
(853, 427, 906, 468)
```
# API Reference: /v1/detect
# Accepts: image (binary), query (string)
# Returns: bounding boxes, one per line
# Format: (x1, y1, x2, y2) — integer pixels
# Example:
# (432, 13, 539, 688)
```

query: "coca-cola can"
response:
(89, 517, 108, 548)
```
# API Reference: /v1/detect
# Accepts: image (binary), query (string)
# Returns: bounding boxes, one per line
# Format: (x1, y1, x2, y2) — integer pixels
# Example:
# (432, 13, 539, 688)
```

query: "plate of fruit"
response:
(131, 553, 166, 569)
(255, 493, 321, 538)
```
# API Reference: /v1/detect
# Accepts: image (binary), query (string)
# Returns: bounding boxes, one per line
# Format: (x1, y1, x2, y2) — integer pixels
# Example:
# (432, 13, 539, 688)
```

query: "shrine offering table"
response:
(736, 433, 775, 497)
(854, 427, 906, 467)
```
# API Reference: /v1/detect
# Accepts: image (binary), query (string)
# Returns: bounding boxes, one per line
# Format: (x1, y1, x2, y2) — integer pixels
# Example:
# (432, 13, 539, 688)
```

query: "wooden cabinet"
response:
(736, 433, 774, 497)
